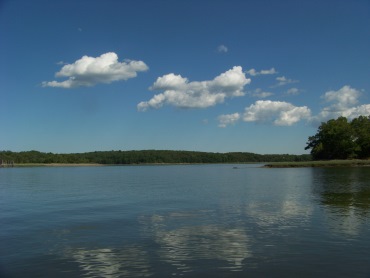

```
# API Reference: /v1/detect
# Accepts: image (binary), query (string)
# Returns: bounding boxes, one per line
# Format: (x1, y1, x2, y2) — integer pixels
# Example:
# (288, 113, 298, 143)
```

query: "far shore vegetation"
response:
(1, 116, 369, 168)
(305, 116, 370, 160)
(0, 150, 311, 166)
(264, 159, 370, 168)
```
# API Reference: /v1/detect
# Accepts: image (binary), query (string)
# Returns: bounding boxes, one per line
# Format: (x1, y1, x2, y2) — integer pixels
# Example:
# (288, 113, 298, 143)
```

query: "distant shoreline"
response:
(0, 150, 312, 166)
(264, 160, 370, 168)
(13, 163, 104, 167)
(11, 162, 259, 168)
(2, 160, 367, 168)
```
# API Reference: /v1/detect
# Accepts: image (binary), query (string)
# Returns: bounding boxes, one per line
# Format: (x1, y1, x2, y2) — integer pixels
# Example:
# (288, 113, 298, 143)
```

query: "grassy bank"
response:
(264, 160, 370, 168)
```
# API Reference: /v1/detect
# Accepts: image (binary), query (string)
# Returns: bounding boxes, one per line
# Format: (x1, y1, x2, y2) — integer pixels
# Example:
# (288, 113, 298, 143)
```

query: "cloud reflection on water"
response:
(65, 246, 152, 278)
(247, 200, 313, 229)
(139, 212, 251, 274)
(61, 167, 370, 276)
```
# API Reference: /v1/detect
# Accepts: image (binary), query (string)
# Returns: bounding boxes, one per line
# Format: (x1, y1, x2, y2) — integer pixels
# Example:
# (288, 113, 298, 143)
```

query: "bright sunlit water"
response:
(1, 164, 370, 277)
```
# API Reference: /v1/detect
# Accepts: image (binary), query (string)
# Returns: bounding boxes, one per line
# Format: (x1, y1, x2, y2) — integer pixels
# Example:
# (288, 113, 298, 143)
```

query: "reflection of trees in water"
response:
(321, 191, 370, 211)
(312, 168, 370, 235)
(313, 168, 370, 211)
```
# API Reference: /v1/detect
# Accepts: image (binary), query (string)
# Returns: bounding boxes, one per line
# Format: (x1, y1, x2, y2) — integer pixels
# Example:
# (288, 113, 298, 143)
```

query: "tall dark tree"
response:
(306, 116, 370, 160)
(351, 115, 370, 158)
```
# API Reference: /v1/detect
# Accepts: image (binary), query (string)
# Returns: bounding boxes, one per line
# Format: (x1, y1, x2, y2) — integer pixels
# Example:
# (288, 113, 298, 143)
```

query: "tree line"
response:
(3, 116, 368, 164)
(305, 115, 370, 160)
(0, 150, 312, 165)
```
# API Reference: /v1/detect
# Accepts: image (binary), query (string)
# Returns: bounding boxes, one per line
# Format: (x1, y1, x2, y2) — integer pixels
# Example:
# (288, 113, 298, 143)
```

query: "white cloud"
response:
(42, 52, 148, 88)
(252, 88, 274, 98)
(322, 85, 360, 110)
(216, 85, 368, 128)
(218, 113, 241, 127)
(246, 68, 277, 76)
(217, 44, 228, 53)
(312, 85, 370, 123)
(138, 66, 250, 111)
(243, 100, 311, 126)
(286, 87, 300, 95)
(343, 104, 370, 118)
(260, 68, 277, 75)
(274, 76, 298, 87)
(246, 69, 257, 76)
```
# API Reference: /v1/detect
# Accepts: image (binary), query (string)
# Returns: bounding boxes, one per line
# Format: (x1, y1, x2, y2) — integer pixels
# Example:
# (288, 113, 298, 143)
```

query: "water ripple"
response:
(65, 246, 153, 278)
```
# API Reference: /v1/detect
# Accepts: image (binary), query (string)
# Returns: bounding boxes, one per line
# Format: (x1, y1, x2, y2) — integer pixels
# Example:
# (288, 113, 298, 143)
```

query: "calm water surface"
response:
(1, 164, 370, 277)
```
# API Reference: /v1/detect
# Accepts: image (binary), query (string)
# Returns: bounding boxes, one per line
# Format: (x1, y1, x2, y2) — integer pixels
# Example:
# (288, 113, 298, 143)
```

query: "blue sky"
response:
(1, 0, 369, 154)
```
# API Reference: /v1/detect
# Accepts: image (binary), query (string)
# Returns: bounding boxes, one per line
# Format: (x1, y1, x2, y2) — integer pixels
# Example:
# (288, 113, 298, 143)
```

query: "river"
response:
(1, 164, 369, 277)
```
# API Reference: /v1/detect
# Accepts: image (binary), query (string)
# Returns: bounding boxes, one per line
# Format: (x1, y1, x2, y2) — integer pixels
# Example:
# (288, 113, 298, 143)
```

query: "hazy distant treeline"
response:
(0, 150, 311, 164)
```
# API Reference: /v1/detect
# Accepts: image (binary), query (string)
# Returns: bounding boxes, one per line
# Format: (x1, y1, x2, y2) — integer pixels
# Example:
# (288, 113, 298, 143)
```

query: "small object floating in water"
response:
(233, 166, 238, 169)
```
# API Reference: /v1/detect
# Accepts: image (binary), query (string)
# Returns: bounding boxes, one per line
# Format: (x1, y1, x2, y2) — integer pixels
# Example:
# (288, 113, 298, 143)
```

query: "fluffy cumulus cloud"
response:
(137, 66, 250, 111)
(218, 113, 241, 128)
(323, 85, 360, 110)
(218, 85, 369, 128)
(246, 68, 277, 76)
(312, 85, 370, 123)
(42, 52, 148, 88)
(243, 100, 311, 126)
(344, 104, 370, 118)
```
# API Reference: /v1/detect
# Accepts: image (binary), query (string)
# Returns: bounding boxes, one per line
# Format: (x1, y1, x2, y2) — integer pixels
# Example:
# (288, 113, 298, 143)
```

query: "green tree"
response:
(305, 117, 358, 160)
(351, 115, 370, 158)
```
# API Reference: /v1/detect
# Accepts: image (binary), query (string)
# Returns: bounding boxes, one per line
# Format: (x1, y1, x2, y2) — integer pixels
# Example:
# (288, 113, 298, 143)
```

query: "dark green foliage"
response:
(305, 116, 370, 160)
(0, 150, 312, 164)
(351, 116, 370, 158)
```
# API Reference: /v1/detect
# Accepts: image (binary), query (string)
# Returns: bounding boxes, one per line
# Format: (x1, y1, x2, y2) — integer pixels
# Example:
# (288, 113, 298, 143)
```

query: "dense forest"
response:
(305, 116, 370, 160)
(0, 150, 312, 165)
